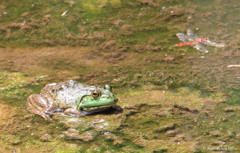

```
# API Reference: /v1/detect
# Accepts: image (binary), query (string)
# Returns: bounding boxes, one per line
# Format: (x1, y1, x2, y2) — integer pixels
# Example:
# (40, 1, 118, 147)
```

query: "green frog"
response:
(26, 80, 118, 121)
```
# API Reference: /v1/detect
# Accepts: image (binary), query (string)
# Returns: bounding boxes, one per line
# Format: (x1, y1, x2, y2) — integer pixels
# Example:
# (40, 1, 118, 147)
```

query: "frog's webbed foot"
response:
(64, 108, 85, 117)
(26, 94, 57, 121)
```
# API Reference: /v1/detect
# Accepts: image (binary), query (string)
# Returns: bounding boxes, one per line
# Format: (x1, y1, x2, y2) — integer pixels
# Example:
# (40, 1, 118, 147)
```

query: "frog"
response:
(26, 80, 118, 121)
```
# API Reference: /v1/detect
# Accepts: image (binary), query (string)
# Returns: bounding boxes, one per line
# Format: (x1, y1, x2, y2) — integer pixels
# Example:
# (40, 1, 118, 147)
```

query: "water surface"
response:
(0, 0, 240, 152)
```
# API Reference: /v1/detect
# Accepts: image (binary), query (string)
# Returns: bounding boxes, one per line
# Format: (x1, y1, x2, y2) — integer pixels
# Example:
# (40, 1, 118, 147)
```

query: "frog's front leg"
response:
(26, 94, 58, 121)
(64, 108, 85, 117)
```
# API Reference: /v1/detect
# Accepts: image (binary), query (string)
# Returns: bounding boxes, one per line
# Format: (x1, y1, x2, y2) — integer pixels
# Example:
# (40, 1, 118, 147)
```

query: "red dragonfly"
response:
(175, 29, 226, 53)
(175, 38, 209, 47)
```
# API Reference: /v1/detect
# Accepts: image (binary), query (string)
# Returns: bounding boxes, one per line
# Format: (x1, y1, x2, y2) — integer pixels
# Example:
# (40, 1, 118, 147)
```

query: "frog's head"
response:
(78, 85, 118, 113)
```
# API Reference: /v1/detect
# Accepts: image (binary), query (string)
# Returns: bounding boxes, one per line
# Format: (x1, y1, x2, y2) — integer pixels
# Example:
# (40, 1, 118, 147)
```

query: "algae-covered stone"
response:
(58, 116, 91, 129)
(55, 108, 123, 133)
(63, 128, 94, 141)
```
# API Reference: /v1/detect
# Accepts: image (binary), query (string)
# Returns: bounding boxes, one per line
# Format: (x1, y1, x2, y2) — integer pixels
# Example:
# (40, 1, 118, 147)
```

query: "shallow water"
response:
(0, 0, 240, 152)
(184, 0, 240, 89)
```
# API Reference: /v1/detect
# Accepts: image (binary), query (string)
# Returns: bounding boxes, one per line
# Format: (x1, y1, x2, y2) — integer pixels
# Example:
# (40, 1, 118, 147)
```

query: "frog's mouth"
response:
(82, 104, 115, 112)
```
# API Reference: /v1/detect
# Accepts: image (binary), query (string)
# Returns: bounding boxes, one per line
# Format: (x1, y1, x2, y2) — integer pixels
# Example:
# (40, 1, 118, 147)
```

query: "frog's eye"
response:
(92, 90, 100, 99)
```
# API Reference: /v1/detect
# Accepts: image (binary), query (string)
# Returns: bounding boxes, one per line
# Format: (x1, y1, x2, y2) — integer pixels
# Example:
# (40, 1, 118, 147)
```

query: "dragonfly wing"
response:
(176, 33, 188, 43)
(203, 40, 227, 47)
(187, 29, 199, 41)
(187, 29, 195, 37)
(192, 43, 209, 53)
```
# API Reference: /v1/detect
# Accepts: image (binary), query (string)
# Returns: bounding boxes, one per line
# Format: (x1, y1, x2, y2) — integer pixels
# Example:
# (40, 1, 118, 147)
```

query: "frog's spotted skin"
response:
(26, 80, 118, 120)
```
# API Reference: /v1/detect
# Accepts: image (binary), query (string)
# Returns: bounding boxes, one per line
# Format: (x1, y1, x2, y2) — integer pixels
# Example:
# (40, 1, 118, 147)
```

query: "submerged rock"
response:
(54, 106, 123, 134)
(63, 128, 94, 141)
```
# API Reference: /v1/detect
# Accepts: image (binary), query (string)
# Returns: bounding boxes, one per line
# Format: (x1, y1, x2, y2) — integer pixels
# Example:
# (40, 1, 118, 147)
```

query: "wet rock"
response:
(91, 114, 123, 132)
(58, 117, 90, 129)
(40, 134, 52, 142)
(57, 110, 122, 133)
(63, 128, 94, 141)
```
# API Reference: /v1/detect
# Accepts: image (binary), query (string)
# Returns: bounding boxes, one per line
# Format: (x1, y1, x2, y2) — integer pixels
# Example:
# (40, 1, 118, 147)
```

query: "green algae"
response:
(80, 0, 121, 14)
(0, 75, 239, 152)
(0, 71, 31, 100)
(116, 88, 239, 152)
(0, 71, 47, 101)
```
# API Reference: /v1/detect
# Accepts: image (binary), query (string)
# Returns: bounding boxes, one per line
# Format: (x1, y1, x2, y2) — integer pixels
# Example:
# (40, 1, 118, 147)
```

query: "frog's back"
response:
(53, 80, 96, 108)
